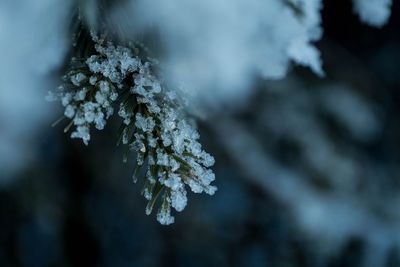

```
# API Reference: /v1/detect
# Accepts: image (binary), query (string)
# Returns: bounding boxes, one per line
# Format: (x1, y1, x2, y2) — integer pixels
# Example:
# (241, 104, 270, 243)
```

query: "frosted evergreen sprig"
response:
(48, 34, 216, 225)
(47, 63, 118, 145)
(118, 61, 216, 225)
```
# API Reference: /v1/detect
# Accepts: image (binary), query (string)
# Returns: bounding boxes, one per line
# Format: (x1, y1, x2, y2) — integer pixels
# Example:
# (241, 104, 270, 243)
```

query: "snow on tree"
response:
(48, 33, 216, 224)
(0, 0, 393, 223)
(353, 0, 392, 27)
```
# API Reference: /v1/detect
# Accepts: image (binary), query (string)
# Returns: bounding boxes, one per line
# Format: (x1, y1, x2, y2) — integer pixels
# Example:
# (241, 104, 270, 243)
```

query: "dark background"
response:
(0, 1, 399, 266)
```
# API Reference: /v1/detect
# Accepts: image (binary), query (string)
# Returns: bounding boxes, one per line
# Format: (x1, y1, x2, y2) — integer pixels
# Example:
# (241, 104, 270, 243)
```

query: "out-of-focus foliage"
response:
(0, 0, 71, 181)
(0, 0, 399, 267)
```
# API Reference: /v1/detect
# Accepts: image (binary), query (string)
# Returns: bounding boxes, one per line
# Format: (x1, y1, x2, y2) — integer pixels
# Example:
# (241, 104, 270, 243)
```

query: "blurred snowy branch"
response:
(0, 0, 71, 181)
(353, 0, 393, 27)
(0, 0, 396, 231)
(213, 111, 400, 267)
(109, 0, 325, 107)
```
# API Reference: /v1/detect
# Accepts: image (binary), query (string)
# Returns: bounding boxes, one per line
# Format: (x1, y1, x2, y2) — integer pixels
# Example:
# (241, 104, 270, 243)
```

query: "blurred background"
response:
(0, 1, 400, 267)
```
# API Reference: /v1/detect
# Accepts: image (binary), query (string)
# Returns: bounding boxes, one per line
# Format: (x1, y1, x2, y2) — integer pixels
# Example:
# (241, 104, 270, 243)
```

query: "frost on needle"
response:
(47, 34, 216, 225)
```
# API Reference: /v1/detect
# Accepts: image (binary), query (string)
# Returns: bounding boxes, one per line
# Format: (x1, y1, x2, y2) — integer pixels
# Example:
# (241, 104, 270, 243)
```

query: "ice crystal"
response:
(117, 53, 217, 224)
(50, 72, 118, 145)
(48, 34, 216, 224)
